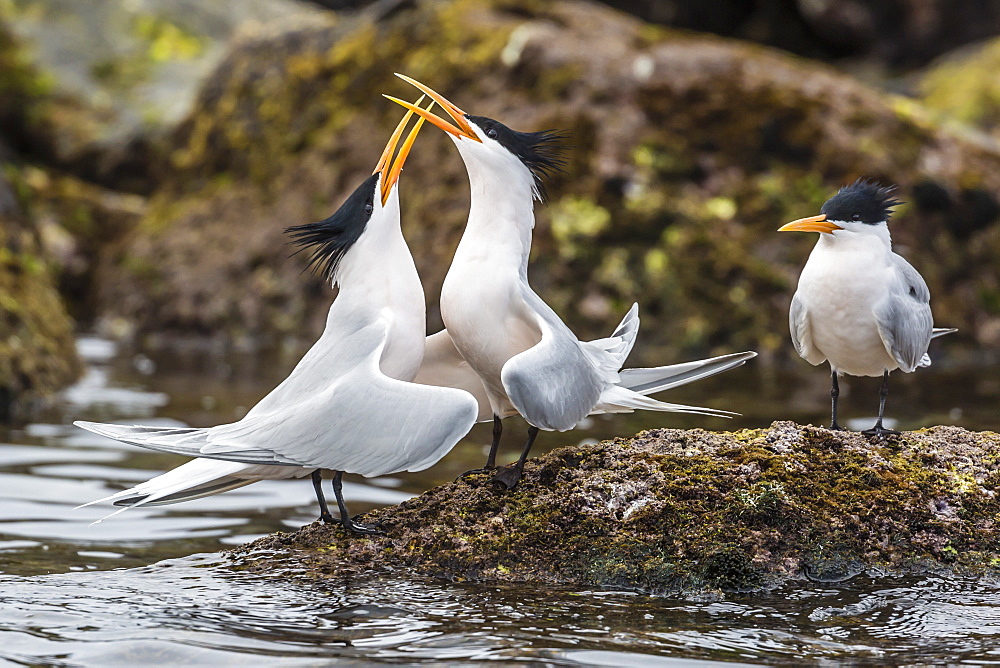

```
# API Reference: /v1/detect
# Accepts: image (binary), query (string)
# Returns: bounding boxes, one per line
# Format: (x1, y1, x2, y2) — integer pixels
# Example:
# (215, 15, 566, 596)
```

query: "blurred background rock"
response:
(0, 0, 998, 418)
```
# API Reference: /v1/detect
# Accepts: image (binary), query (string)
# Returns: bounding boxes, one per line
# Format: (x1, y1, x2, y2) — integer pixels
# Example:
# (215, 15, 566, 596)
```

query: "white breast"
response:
(797, 232, 899, 377)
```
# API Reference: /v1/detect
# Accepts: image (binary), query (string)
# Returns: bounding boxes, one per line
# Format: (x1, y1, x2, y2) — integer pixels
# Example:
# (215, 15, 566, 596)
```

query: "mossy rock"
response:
(0, 0, 327, 193)
(231, 422, 1000, 594)
(0, 163, 81, 419)
(103, 0, 1000, 358)
(919, 36, 1000, 140)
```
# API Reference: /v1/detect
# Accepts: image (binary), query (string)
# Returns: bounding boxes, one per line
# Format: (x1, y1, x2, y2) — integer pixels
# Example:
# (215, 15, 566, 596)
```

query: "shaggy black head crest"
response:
(466, 115, 569, 201)
(285, 173, 378, 281)
(821, 179, 903, 225)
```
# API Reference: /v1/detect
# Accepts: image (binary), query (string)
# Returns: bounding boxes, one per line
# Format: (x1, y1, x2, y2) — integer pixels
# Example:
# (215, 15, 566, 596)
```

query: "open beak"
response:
(778, 214, 843, 234)
(374, 95, 431, 205)
(383, 73, 481, 142)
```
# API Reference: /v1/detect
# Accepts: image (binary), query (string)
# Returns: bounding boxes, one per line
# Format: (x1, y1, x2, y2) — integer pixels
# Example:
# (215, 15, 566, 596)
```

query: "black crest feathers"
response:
(466, 115, 568, 201)
(285, 174, 378, 281)
(821, 179, 903, 225)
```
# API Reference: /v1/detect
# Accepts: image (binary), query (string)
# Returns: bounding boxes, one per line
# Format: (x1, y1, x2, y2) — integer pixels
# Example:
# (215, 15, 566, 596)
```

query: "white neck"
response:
(331, 189, 426, 379)
(451, 139, 538, 275)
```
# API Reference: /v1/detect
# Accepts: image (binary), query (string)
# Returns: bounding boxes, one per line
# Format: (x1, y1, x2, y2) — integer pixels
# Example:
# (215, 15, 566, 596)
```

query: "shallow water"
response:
(1, 336, 998, 664)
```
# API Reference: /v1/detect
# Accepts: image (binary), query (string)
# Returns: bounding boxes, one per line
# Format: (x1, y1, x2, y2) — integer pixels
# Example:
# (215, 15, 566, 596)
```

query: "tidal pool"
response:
(0, 336, 997, 664)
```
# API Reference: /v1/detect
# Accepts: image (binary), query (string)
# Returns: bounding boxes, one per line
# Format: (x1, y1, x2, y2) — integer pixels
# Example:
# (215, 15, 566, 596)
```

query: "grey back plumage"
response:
(500, 288, 604, 431)
(874, 253, 934, 372)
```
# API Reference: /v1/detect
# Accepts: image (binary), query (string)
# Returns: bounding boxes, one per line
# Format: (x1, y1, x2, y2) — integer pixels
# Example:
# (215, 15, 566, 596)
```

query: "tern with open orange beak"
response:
(780, 179, 955, 436)
(389, 74, 756, 490)
(74, 101, 479, 534)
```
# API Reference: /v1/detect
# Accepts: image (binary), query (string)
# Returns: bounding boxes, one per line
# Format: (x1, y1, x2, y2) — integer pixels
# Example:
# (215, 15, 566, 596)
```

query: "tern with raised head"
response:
(75, 102, 479, 533)
(389, 75, 757, 489)
(779, 180, 955, 436)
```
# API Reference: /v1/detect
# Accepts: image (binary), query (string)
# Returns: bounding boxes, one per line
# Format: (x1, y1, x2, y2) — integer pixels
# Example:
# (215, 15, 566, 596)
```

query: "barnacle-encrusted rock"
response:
(232, 422, 1000, 594)
(102, 0, 1000, 358)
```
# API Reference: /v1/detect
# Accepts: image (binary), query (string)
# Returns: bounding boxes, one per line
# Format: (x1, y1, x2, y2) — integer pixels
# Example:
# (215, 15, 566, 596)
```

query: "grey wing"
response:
(500, 288, 604, 431)
(874, 254, 933, 373)
(88, 319, 480, 477)
(414, 329, 492, 422)
(789, 291, 825, 365)
(243, 302, 382, 419)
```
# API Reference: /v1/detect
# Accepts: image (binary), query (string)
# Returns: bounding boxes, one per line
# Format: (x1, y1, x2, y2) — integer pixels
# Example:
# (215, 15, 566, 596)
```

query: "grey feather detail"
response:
(112, 478, 254, 506)
(874, 254, 934, 373)
(414, 329, 492, 423)
(789, 291, 825, 366)
(619, 351, 757, 396)
(73, 421, 300, 466)
(502, 289, 604, 431)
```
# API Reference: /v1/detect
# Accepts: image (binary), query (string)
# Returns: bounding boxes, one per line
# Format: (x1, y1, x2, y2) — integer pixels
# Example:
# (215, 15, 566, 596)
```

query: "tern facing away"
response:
(389, 75, 757, 489)
(779, 180, 955, 436)
(75, 104, 479, 534)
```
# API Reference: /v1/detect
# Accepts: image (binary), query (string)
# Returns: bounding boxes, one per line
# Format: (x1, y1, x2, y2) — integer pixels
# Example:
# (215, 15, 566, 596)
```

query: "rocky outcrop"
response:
(102, 0, 1000, 358)
(1, 0, 328, 193)
(599, 0, 1000, 67)
(0, 165, 81, 419)
(232, 422, 1000, 594)
(920, 37, 1000, 142)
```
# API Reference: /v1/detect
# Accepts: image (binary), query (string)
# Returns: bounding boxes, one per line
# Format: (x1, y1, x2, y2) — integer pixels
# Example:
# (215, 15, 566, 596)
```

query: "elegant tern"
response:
(75, 102, 479, 533)
(389, 75, 757, 489)
(779, 180, 955, 436)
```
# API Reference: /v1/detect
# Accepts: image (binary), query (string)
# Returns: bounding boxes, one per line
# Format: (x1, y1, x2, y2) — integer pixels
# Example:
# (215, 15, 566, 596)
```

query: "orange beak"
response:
(383, 73, 481, 142)
(778, 213, 843, 234)
(374, 95, 431, 205)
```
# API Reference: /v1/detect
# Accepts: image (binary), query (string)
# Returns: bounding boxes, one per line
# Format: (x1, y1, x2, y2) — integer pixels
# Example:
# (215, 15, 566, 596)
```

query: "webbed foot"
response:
(343, 517, 385, 536)
(491, 464, 523, 490)
(862, 424, 900, 438)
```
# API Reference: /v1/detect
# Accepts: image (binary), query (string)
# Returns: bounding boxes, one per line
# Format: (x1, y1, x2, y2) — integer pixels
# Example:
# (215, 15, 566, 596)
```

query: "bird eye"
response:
(365, 203, 374, 215)
(851, 213, 861, 221)
(486, 127, 498, 139)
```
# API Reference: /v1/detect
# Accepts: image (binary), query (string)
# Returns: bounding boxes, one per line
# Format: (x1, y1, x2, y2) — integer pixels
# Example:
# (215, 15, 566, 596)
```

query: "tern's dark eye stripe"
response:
(285, 173, 378, 281)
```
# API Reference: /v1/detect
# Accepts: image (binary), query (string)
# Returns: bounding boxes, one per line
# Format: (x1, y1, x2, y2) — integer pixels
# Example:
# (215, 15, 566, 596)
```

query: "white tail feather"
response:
(593, 385, 738, 418)
(619, 351, 757, 396)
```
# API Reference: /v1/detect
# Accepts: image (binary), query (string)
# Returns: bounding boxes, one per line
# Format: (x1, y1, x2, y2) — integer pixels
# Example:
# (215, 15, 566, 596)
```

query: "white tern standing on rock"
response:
(75, 101, 479, 534)
(387, 75, 757, 489)
(779, 180, 955, 436)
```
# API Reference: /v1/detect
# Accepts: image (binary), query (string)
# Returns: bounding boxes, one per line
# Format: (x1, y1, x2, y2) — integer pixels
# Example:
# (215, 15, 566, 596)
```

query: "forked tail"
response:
(619, 351, 757, 396)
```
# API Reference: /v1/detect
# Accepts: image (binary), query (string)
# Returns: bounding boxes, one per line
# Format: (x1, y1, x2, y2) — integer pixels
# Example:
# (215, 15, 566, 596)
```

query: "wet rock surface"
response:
(232, 422, 1000, 594)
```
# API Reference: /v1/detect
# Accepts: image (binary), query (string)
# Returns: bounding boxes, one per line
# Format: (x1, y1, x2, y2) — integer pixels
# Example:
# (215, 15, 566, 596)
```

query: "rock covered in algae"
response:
(0, 163, 82, 418)
(0, 0, 328, 193)
(100, 0, 1000, 358)
(232, 422, 1000, 593)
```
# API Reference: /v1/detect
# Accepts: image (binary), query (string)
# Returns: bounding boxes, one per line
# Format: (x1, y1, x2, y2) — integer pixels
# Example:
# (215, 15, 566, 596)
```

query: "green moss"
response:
(920, 38, 1000, 135)
(0, 204, 81, 414)
(102, 0, 1000, 356)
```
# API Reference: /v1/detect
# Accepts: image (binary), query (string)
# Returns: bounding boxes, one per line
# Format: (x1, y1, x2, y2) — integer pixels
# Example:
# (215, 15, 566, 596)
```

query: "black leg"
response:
(332, 470, 383, 536)
(862, 370, 900, 438)
(830, 370, 845, 431)
(492, 425, 540, 490)
(457, 414, 503, 481)
(487, 415, 502, 468)
(312, 470, 336, 524)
